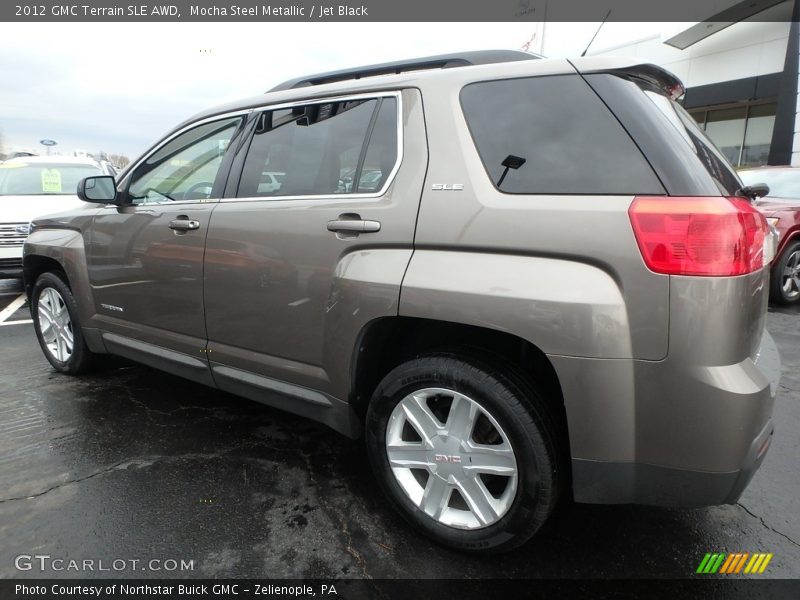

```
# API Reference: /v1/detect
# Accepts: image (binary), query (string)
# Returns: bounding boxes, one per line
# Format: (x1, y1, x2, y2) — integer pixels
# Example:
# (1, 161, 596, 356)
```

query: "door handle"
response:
(169, 219, 201, 232)
(326, 216, 381, 234)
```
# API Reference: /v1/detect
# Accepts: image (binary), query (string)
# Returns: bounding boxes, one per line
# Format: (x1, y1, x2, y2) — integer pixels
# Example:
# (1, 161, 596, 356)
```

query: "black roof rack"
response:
(267, 50, 540, 93)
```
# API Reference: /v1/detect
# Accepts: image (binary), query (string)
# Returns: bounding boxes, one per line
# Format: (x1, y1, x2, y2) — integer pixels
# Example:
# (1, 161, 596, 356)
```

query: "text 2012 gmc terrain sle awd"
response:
(23, 50, 780, 552)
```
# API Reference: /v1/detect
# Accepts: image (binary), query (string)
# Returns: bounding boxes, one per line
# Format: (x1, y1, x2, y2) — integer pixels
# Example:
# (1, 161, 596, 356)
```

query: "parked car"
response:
(740, 166, 800, 304)
(0, 156, 112, 278)
(23, 51, 780, 553)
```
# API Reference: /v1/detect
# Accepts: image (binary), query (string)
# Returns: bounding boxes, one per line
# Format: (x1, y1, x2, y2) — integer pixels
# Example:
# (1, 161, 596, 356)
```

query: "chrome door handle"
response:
(326, 218, 381, 233)
(169, 219, 200, 231)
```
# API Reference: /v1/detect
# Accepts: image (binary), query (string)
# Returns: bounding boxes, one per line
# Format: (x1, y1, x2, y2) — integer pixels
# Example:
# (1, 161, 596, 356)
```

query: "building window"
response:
(688, 101, 776, 167)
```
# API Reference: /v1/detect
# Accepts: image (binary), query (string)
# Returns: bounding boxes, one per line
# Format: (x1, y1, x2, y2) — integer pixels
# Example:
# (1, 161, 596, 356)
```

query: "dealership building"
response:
(560, 0, 799, 168)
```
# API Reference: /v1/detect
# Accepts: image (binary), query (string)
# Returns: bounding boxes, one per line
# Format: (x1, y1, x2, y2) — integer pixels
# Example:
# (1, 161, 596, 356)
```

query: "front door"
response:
(86, 116, 244, 370)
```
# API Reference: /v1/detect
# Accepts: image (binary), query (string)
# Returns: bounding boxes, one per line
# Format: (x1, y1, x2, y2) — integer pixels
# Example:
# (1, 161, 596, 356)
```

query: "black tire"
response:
(31, 272, 98, 375)
(770, 241, 800, 305)
(365, 353, 562, 553)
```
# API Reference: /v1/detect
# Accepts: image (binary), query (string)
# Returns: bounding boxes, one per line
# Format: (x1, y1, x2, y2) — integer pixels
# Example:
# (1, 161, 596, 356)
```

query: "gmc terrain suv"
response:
(23, 50, 780, 552)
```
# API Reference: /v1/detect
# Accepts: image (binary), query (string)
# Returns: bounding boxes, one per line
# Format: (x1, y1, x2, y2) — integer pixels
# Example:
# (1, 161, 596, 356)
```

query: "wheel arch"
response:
(350, 316, 571, 473)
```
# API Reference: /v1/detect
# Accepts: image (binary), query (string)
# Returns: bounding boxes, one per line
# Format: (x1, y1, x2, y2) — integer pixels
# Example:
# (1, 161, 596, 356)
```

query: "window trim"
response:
(221, 90, 403, 204)
(120, 113, 249, 206)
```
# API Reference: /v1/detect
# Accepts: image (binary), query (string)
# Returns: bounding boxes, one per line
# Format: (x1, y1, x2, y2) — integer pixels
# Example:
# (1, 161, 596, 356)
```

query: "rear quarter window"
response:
(460, 75, 664, 195)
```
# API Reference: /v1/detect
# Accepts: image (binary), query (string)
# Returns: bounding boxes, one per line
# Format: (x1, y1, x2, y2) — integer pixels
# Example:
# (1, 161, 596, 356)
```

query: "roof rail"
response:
(267, 50, 540, 93)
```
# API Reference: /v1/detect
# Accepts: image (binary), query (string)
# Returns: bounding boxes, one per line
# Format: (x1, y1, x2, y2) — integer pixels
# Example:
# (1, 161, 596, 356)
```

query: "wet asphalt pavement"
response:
(0, 276, 798, 580)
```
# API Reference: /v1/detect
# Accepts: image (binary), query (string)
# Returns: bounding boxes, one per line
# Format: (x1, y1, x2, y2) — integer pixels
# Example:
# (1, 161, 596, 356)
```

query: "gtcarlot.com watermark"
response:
(15, 554, 194, 573)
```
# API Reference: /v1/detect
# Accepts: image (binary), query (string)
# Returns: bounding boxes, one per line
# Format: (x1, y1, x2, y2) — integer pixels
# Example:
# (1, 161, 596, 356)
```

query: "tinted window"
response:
(644, 91, 742, 195)
(460, 75, 662, 195)
(237, 96, 397, 198)
(128, 117, 241, 205)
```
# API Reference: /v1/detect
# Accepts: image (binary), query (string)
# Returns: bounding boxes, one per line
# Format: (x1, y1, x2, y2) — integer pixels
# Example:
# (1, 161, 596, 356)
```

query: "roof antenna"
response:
(581, 9, 612, 57)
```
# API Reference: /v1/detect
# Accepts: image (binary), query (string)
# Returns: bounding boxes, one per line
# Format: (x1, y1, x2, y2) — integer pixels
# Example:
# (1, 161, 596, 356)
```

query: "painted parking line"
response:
(0, 319, 33, 327)
(0, 294, 28, 325)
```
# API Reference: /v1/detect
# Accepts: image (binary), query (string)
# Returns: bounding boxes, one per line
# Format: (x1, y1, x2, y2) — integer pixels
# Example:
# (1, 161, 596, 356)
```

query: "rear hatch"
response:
(574, 60, 770, 360)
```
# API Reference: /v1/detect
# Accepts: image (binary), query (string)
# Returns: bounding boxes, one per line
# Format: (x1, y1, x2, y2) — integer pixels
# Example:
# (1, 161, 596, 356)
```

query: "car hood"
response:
(0, 194, 90, 223)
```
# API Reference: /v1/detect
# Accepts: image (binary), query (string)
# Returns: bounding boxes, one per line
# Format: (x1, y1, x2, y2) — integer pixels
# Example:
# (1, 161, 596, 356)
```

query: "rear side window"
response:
(237, 96, 398, 198)
(460, 75, 663, 195)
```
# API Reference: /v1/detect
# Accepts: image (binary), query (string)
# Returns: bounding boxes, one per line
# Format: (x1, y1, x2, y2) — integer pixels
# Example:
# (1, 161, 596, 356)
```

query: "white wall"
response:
(587, 20, 790, 88)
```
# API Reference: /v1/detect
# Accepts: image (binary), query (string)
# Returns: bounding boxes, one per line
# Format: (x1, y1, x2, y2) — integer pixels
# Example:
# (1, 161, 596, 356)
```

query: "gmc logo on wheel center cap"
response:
(434, 454, 462, 463)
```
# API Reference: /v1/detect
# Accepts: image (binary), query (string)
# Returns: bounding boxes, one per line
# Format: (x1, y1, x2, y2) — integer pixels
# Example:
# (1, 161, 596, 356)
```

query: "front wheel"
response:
(365, 354, 562, 553)
(31, 272, 98, 375)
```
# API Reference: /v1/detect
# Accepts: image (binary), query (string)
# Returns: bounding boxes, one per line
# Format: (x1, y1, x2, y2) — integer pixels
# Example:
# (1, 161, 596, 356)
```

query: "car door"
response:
(86, 115, 246, 382)
(202, 90, 427, 415)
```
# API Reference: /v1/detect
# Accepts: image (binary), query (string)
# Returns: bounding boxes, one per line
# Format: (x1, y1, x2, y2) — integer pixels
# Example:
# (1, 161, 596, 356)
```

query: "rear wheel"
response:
(770, 241, 800, 305)
(31, 272, 98, 375)
(365, 354, 562, 553)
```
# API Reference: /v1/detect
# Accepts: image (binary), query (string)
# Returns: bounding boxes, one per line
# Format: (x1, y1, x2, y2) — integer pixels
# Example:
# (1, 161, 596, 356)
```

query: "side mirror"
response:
(78, 176, 118, 203)
(737, 182, 770, 200)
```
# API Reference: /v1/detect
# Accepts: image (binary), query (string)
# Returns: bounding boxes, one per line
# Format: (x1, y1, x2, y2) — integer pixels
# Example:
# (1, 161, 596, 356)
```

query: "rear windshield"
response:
(641, 88, 742, 196)
(460, 74, 664, 195)
(0, 163, 102, 196)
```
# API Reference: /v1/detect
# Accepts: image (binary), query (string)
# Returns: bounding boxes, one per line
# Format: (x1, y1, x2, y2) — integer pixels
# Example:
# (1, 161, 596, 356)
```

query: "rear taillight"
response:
(628, 196, 767, 276)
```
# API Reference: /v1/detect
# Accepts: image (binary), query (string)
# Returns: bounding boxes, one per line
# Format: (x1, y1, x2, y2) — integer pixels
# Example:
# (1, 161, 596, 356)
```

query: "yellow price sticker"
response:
(41, 169, 62, 193)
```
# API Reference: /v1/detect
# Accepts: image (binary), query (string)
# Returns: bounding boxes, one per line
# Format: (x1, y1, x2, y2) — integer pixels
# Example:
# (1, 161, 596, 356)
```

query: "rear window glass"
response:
(460, 75, 663, 195)
(643, 90, 742, 196)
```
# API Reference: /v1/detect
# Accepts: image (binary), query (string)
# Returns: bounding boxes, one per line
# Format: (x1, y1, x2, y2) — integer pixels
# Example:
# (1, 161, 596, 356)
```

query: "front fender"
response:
(23, 226, 96, 324)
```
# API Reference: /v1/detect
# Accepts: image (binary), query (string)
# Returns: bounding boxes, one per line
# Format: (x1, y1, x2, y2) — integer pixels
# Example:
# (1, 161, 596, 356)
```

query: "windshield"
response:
(0, 163, 103, 196)
(740, 169, 800, 200)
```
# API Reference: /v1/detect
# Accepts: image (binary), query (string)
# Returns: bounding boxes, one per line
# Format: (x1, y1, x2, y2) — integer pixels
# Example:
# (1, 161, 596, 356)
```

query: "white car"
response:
(0, 156, 109, 278)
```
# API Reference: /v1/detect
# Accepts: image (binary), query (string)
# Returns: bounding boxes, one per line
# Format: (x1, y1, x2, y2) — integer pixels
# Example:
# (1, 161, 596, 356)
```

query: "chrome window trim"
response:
(120, 111, 251, 201)
(221, 90, 404, 204)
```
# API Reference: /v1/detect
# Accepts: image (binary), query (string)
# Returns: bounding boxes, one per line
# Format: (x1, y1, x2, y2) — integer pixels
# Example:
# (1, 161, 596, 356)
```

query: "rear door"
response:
(203, 90, 427, 407)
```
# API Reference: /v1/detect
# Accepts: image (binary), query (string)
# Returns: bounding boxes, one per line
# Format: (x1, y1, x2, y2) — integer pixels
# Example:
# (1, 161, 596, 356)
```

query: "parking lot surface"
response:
(0, 277, 798, 579)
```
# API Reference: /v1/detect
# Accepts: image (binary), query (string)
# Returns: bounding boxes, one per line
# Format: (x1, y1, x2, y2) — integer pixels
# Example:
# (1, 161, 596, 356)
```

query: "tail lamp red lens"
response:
(628, 196, 767, 276)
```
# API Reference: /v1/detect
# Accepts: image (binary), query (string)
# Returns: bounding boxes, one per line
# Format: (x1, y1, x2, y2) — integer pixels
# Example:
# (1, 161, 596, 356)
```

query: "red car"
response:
(740, 166, 800, 305)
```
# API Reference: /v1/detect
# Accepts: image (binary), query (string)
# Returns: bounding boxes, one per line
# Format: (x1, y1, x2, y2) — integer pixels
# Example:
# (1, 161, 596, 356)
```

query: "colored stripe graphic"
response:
(696, 554, 712, 574)
(697, 552, 772, 575)
(710, 554, 726, 573)
(759, 554, 773, 573)
(734, 553, 750, 573)
(719, 554, 736, 574)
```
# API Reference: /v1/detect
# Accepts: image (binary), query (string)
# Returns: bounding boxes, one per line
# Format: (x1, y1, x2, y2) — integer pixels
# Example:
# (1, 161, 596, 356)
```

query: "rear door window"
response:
(460, 75, 663, 195)
(236, 96, 398, 199)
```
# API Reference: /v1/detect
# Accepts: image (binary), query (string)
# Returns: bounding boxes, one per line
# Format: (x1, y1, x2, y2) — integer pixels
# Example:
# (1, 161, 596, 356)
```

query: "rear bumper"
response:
(551, 329, 780, 506)
(571, 417, 774, 506)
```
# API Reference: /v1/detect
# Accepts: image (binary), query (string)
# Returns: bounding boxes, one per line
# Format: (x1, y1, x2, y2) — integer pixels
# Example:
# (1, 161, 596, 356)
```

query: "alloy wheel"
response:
(37, 287, 74, 362)
(781, 249, 800, 301)
(385, 387, 518, 530)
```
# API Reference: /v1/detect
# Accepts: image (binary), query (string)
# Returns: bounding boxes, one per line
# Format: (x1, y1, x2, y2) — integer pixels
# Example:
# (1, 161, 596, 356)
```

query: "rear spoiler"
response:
(569, 60, 685, 100)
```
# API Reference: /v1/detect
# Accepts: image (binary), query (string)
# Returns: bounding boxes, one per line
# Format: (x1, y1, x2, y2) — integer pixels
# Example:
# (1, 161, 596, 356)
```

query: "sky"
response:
(0, 22, 669, 160)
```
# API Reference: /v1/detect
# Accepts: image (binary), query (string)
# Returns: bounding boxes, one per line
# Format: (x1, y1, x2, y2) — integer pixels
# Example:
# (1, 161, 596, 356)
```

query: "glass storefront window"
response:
(741, 104, 776, 167)
(686, 102, 776, 167)
(705, 107, 747, 166)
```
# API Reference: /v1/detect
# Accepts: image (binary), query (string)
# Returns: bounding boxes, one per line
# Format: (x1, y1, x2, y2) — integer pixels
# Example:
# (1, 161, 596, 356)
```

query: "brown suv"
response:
(23, 51, 780, 552)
